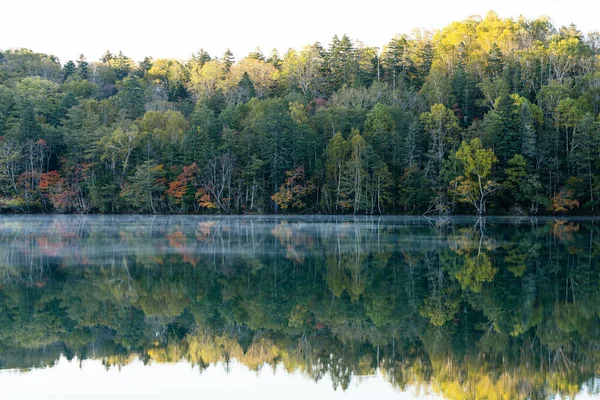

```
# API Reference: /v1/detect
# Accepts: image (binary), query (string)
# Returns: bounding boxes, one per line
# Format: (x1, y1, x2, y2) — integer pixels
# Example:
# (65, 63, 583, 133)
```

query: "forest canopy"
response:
(0, 11, 599, 215)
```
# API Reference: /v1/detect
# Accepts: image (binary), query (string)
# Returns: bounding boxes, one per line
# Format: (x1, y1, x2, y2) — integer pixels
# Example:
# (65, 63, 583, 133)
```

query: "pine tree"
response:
(117, 77, 145, 120)
(222, 49, 235, 73)
(247, 47, 264, 61)
(238, 71, 255, 99)
(113, 51, 131, 80)
(101, 50, 113, 63)
(486, 43, 504, 77)
(382, 35, 408, 90)
(19, 103, 41, 141)
(62, 60, 76, 81)
(485, 95, 521, 164)
(451, 64, 478, 126)
(267, 49, 282, 69)
(76, 54, 88, 79)
(327, 34, 355, 92)
(138, 56, 154, 76)
(192, 49, 211, 67)
(520, 101, 538, 160)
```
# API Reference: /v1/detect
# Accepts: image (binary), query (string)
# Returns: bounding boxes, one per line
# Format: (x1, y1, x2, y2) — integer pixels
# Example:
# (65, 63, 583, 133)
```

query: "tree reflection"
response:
(0, 216, 598, 399)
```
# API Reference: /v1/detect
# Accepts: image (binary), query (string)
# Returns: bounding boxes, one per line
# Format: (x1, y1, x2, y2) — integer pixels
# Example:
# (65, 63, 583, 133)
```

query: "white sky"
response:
(1, 1, 599, 63)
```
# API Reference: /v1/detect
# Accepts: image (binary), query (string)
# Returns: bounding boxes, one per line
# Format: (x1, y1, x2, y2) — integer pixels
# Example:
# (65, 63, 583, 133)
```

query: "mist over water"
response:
(0, 215, 598, 399)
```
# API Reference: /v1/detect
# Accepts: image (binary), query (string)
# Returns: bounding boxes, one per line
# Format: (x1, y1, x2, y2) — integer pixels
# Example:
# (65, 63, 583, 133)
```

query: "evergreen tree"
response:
(19, 102, 41, 140)
(247, 47, 265, 61)
(76, 54, 88, 79)
(62, 60, 76, 81)
(327, 34, 355, 92)
(484, 95, 521, 164)
(192, 49, 211, 67)
(381, 35, 408, 90)
(266, 49, 282, 69)
(138, 56, 154, 76)
(238, 71, 255, 100)
(222, 49, 235, 73)
(101, 50, 113, 63)
(117, 76, 146, 120)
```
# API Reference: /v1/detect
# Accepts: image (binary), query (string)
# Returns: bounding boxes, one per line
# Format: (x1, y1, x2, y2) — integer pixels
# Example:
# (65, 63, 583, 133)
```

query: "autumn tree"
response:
(271, 166, 314, 211)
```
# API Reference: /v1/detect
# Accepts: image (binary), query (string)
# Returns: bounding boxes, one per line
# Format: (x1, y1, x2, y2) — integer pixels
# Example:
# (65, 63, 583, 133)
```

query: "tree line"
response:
(1, 11, 599, 214)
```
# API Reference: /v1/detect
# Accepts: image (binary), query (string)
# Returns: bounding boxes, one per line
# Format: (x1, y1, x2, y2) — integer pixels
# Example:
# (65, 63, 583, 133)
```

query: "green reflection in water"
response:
(0, 216, 598, 399)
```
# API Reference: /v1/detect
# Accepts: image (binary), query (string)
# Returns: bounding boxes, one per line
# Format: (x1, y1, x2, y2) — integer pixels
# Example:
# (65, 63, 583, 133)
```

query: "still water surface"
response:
(0, 215, 598, 399)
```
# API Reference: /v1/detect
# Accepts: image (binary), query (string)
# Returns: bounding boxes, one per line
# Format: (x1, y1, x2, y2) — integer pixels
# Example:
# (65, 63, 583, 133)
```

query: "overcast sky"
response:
(2, 0, 599, 64)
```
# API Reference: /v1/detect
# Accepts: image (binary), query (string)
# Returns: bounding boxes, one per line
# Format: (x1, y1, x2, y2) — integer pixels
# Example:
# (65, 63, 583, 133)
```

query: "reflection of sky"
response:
(0, 357, 443, 400)
(1, 358, 598, 399)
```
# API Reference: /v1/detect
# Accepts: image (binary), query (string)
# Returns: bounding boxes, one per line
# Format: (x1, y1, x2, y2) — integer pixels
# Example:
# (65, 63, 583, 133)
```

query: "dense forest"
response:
(0, 216, 598, 399)
(0, 11, 599, 214)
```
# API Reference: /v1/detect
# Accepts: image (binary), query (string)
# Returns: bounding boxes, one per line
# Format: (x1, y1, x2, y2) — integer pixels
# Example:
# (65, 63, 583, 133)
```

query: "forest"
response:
(0, 11, 599, 215)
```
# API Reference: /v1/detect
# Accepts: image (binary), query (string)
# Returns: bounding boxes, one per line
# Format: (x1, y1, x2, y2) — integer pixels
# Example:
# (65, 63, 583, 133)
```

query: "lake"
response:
(0, 215, 598, 399)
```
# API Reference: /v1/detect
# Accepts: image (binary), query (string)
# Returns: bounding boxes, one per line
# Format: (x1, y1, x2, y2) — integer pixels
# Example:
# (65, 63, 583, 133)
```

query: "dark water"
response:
(0, 215, 599, 399)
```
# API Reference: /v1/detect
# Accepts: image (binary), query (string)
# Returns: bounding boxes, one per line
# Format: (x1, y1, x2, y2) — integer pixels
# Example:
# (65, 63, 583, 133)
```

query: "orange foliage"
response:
(551, 190, 579, 214)
(197, 221, 216, 237)
(166, 230, 198, 266)
(271, 167, 313, 211)
(551, 220, 580, 242)
(167, 230, 186, 248)
(38, 164, 91, 212)
(39, 170, 77, 212)
(195, 188, 216, 209)
(166, 163, 200, 204)
(167, 180, 187, 200)
(36, 236, 63, 257)
(39, 171, 62, 191)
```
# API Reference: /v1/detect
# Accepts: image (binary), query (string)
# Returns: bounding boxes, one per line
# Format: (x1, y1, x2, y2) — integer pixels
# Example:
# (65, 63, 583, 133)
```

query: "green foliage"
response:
(0, 12, 599, 215)
(455, 252, 497, 292)
(119, 160, 166, 213)
(450, 139, 498, 214)
(116, 76, 146, 120)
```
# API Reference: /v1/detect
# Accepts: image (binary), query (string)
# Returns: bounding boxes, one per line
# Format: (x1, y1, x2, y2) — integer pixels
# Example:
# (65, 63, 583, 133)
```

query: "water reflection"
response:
(0, 215, 598, 399)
